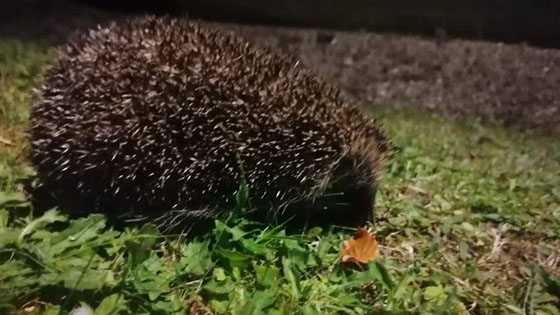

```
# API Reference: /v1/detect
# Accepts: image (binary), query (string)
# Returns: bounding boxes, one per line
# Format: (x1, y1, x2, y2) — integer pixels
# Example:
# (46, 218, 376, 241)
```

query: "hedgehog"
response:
(28, 16, 389, 230)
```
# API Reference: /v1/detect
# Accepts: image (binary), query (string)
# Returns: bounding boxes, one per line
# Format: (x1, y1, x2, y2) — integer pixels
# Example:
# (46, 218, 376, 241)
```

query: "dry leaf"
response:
(340, 227, 379, 264)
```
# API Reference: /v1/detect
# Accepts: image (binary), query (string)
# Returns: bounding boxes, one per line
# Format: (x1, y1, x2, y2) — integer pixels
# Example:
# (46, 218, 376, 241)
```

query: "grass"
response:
(0, 38, 559, 314)
(0, 39, 52, 128)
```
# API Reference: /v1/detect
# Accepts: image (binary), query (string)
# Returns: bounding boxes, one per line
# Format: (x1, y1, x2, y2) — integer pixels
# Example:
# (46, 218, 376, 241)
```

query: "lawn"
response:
(0, 39, 559, 314)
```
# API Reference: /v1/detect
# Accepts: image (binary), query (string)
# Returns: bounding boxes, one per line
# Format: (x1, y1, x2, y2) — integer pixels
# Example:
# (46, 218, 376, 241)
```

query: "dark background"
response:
(79, 0, 560, 48)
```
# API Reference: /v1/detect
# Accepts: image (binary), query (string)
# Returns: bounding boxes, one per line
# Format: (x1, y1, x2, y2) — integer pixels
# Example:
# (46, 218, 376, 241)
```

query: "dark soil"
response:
(1, 0, 559, 136)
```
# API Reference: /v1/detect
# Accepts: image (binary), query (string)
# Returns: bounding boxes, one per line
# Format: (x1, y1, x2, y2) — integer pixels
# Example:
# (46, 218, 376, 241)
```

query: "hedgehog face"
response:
(268, 138, 386, 228)
(290, 172, 377, 228)
(321, 156, 378, 226)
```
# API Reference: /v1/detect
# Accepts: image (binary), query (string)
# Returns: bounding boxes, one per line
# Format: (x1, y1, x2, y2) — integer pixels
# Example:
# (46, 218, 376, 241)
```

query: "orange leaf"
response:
(340, 227, 379, 265)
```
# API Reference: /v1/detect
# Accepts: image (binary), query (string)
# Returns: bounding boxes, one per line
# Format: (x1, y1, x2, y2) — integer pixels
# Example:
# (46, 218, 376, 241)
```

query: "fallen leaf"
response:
(340, 227, 379, 264)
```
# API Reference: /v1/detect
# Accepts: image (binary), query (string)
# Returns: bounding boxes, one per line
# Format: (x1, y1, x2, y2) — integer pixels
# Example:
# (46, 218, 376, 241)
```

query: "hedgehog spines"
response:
(29, 15, 389, 228)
